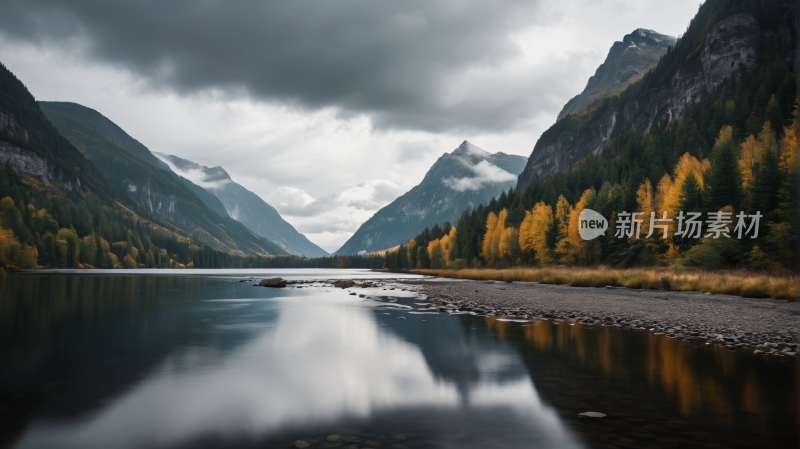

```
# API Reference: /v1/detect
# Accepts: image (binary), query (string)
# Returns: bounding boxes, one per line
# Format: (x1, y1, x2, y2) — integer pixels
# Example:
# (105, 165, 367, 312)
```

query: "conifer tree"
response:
(709, 127, 743, 211)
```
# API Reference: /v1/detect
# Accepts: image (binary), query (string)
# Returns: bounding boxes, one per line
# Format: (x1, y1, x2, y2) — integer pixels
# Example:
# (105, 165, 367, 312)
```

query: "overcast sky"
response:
(0, 0, 702, 252)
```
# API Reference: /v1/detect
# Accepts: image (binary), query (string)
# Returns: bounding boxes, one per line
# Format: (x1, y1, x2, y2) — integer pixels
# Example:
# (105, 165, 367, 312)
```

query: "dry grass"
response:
(411, 267, 797, 301)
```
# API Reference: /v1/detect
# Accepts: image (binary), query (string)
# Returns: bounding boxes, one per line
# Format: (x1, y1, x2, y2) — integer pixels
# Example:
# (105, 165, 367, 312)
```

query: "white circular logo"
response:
(578, 209, 608, 240)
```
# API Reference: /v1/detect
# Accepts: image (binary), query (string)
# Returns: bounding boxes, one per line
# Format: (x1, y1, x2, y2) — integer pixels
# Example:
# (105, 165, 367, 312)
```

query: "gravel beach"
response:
(398, 278, 800, 356)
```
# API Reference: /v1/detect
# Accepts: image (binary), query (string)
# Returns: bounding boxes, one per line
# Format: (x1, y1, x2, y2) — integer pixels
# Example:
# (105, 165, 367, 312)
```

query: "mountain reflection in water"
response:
(0, 272, 796, 449)
(2, 273, 582, 449)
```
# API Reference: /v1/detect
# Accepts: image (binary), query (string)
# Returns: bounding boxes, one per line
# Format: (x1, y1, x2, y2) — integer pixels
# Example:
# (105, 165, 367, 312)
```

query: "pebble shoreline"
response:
(398, 278, 800, 357)
(251, 277, 800, 357)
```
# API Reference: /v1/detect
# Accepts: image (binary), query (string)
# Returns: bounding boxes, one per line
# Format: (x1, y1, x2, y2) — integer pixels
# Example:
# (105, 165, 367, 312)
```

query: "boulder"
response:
(258, 278, 287, 288)
(333, 279, 356, 289)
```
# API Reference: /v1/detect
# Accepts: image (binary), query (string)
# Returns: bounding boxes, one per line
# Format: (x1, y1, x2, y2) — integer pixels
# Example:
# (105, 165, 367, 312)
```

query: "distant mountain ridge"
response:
(39, 101, 287, 256)
(155, 153, 329, 257)
(335, 141, 526, 255)
(557, 29, 676, 120)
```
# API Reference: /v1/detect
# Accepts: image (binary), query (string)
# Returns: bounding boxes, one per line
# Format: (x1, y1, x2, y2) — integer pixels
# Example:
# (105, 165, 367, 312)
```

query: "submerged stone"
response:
(579, 411, 607, 419)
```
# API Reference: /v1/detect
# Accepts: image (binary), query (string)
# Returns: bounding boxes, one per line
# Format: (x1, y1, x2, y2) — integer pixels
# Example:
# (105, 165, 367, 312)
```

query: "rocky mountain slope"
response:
(154, 153, 329, 257)
(335, 141, 526, 255)
(39, 101, 287, 256)
(557, 29, 676, 120)
(517, 1, 788, 189)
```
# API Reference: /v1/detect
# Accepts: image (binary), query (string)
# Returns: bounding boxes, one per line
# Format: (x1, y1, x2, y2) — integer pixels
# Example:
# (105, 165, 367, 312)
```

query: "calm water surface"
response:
(0, 270, 796, 449)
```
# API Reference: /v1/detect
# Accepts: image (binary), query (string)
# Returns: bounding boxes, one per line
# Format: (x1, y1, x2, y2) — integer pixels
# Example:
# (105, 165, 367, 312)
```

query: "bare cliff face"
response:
(0, 110, 85, 197)
(558, 29, 676, 120)
(517, 12, 767, 190)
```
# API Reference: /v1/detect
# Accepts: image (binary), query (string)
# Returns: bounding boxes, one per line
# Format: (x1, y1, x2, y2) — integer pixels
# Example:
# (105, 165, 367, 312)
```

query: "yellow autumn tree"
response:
(406, 238, 417, 268)
(440, 227, 457, 263)
(636, 178, 654, 238)
(427, 239, 445, 269)
(560, 189, 595, 265)
(659, 153, 707, 235)
(757, 121, 778, 153)
(0, 226, 20, 268)
(481, 212, 498, 261)
(107, 252, 121, 268)
(491, 209, 508, 262)
(481, 209, 509, 264)
(498, 227, 520, 261)
(738, 134, 764, 188)
(554, 195, 571, 240)
(519, 202, 554, 264)
(654, 174, 673, 213)
(715, 125, 734, 147)
(122, 254, 138, 269)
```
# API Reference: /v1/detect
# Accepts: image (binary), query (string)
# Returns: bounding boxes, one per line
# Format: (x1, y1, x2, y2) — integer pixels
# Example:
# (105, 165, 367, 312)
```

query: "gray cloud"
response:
(0, 0, 570, 133)
(394, 141, 436, 164)
(442, 160, 517, 192)
(269, 194, 341, 218)
(346, 182, 405, 210)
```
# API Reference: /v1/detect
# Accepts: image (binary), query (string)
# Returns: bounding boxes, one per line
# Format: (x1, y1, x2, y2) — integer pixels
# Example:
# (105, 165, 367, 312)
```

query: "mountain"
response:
(1, 61, 282, 270)
(335, 141, 527, 255)
(38, 101, 287, 256)
(153, 153, 329, 257)
(557, 29, 676, 120)
(517, 1, 784, 190)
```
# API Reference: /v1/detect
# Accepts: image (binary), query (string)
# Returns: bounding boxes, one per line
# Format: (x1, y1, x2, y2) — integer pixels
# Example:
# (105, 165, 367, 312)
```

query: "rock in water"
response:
(326, 434, 344, 443)
(258, 278, 287, 288)
(333, 279, 356, 289)
(579, 411, 607, 419)
(293, 441, 310, 448)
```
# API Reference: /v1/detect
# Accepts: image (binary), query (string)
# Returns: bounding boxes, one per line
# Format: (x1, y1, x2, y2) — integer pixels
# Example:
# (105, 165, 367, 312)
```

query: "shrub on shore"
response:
(411, 267, 796, 301)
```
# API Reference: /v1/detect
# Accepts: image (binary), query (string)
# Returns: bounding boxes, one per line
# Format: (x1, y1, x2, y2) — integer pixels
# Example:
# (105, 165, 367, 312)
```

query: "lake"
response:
(0, 270, 796, 448)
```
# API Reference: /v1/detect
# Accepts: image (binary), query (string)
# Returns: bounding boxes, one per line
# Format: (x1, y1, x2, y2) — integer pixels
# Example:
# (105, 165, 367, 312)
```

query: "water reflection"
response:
(485, 317, 797, 447)
(1, 273, 796, 449)
(3, 274, 583, 449)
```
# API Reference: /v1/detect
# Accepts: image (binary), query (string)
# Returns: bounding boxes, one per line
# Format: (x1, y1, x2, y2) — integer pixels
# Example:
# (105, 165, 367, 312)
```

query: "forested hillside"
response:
(385, 0, 797, 274)
(0, 61, 273, 269)
(517, 0, 794, 186)
(39, 102, 286, 257)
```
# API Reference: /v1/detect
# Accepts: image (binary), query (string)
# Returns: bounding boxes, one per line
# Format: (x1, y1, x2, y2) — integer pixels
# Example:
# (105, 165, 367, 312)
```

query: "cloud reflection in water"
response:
(16, 294, 583, 449)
